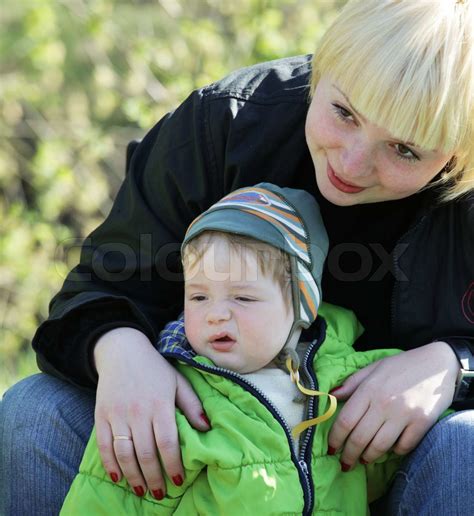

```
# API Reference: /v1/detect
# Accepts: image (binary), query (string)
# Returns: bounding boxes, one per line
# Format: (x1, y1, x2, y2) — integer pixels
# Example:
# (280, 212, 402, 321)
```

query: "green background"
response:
(1, 0, 345, 395)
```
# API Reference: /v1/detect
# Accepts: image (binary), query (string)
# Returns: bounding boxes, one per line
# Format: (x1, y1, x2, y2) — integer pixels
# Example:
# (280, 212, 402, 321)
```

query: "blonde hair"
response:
(182, 231, 292, 306)
(311, 0, 474, 201)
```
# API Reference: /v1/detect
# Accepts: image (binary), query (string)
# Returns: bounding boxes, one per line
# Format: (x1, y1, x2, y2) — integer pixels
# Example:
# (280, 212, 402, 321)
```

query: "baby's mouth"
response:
(209, 332, 236, 351)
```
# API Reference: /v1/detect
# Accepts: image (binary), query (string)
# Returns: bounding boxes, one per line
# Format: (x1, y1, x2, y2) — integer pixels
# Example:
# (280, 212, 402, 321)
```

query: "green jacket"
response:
(61, 304, 404, 515)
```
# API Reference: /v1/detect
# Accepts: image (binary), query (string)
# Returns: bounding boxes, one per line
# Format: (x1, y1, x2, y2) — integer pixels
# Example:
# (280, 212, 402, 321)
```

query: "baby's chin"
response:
(213, 359, 249, 374)
(233, 359, 279, 375)
(210, 358, 262, 375)
(193, 347, 273, 374)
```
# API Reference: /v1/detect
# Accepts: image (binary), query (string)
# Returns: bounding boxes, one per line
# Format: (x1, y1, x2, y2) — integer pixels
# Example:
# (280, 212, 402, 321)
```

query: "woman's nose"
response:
(340, 138, 374, 178)
(206, 303, 231, 324)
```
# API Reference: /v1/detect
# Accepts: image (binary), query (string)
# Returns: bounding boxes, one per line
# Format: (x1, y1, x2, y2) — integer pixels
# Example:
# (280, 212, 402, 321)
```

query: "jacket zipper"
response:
(297, 320, 326, 515)
(162, 320, 326, 516)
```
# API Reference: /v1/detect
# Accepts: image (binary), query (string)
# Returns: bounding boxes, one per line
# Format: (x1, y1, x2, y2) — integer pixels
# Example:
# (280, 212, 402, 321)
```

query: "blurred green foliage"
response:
(0, 0, 345, 394)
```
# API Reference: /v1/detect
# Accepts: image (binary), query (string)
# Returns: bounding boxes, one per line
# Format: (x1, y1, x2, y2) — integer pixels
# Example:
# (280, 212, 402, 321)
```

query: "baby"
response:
(62, 183, 403, 515)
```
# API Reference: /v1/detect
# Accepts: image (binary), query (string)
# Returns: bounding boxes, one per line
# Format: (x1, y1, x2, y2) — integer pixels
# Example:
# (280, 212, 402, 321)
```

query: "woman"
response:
(1, 0, 473, 514)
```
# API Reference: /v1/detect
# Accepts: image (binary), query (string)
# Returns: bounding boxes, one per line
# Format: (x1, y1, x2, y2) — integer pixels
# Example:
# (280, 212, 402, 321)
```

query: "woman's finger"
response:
(152, 405, 185, 488)
(130, 421, 166, 500)
(111, 426, 147, 497)
(95, 418, 122, 483)
(360, 420, 402, 464)
(175, 372, 210, 431)
(338, 409, 385, 469)
(328, 388, 370, 454)
(392, 416, 435, 456)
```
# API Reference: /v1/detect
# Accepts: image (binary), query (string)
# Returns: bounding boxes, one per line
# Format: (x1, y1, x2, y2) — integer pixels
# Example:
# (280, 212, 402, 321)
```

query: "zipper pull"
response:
(299, 459, 309, 475)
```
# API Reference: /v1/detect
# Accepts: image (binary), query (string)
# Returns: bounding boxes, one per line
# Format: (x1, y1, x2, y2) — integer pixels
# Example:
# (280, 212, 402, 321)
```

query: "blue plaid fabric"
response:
(157, 314, 197, 361)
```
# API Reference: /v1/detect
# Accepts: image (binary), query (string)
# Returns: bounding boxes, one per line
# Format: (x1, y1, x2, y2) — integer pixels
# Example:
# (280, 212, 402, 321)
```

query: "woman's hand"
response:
(327, 341, 459, 470)
(93, 327, 210, 499)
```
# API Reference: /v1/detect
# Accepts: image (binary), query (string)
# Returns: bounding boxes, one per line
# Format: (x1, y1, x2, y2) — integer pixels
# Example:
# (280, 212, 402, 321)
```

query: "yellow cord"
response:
(286, 356, 337, 438)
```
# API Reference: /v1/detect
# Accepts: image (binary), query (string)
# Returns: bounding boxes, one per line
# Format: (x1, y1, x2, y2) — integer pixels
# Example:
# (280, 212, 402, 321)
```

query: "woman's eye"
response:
(331, 103, 355, 123)
(395, 143, 419, 162)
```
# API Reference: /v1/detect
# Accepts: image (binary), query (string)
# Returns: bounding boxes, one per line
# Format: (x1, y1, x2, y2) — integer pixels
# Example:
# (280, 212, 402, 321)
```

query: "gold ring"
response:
(113, 435, 133, 441)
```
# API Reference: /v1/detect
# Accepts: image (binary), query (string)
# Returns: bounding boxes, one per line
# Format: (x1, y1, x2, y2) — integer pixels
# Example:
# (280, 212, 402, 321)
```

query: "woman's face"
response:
(305, 75, 453, 206)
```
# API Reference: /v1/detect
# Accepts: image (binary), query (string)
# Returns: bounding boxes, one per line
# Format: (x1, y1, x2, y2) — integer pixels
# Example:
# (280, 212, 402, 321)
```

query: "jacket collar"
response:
(156, 314, 197, 361)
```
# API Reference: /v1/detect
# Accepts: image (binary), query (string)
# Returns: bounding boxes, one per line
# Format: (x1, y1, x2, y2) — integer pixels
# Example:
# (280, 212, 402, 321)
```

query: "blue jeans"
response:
(1, 374, 473, 516)
(0, 374, 95, 516)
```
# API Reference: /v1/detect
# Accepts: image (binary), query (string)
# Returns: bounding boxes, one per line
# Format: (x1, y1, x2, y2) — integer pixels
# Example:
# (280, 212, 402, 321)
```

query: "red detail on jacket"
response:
(462, 282, 474, 324)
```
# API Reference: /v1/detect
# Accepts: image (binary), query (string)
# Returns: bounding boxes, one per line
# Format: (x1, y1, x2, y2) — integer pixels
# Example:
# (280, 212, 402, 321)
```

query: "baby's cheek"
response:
(184, 309, 201, 349)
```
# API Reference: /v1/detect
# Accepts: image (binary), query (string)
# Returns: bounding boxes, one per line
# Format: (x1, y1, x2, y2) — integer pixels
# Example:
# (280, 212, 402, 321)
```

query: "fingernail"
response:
(110, 472, 119, 483)
(152, 489, 164, 500)
(133, 485, 145, 497)
(340, 462, 351, 472)
(329, 386, 342, 394)
(200, 413, 211, 426)
(327, 446, 337, 456)
(360, 458, 369, 465)
(172, 474, 183, 486)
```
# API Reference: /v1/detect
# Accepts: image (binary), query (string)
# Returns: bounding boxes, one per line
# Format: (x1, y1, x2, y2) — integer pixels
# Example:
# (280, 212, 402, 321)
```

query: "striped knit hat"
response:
(182, 183, 329, 344)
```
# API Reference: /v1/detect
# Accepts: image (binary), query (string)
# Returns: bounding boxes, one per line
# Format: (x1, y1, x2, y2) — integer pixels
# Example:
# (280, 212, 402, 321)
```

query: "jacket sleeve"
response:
(32, 88, 225, 388)
(435, 197, 474, 408)
(31, 56, 313, 388)
(394, 194, 474, 407)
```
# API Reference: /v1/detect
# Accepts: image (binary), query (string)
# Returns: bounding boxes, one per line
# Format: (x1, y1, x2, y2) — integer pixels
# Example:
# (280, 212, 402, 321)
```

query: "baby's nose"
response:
(206, 303, 231, 323)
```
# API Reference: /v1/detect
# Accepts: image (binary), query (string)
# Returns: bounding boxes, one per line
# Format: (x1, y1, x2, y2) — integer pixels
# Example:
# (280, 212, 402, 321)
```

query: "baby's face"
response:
(184, 236, 293, 373)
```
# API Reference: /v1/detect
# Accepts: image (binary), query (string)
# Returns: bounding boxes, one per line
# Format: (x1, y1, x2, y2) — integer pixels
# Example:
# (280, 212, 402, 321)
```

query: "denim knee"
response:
(387, 410, 474, 516)
(1, 373, 95, 447)
(0, 374, 96, 516)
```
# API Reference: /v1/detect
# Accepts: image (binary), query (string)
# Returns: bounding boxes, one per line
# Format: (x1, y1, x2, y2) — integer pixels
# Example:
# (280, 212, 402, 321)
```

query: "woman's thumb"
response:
(175, 373, 211, 431)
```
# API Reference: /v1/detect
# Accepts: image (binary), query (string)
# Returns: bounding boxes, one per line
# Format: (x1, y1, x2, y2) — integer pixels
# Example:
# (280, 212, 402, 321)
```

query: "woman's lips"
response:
(327, 162, 366, 194)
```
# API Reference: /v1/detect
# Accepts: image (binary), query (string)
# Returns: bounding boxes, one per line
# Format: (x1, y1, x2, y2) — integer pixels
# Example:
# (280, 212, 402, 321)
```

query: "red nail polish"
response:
(327, 446, 337, 456)
(340, 462, 351, 472)
(172, 474, 183, 486)
(329, 386, 342, 394)
(152, 489, 164, 500)
(360, 458, 369, 465)
(110, 472, 119, 483)
(133, 485, 145, 497)
(200, 413, 211, 426)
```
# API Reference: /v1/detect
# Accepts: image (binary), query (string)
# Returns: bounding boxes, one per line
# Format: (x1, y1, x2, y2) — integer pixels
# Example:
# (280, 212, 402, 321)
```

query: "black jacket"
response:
(32, 55, 474, 392)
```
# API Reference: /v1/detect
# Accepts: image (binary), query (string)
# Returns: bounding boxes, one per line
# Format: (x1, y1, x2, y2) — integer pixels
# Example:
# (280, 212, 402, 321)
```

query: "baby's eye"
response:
(235, 296, 255, 302)
(190, 295, 207, 302)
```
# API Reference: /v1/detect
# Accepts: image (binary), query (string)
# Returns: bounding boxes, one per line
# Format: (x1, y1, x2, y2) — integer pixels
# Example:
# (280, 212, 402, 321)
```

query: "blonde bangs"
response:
(311, 0, 474, 200)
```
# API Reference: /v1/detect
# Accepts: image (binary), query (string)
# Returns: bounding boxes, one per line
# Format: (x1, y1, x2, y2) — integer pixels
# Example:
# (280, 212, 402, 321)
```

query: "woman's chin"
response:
(317, 175, 367, 206)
